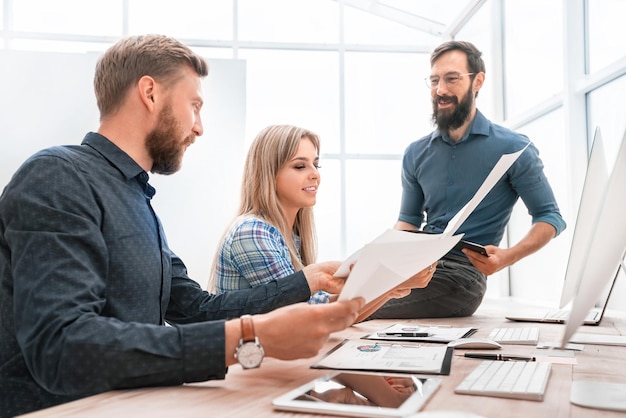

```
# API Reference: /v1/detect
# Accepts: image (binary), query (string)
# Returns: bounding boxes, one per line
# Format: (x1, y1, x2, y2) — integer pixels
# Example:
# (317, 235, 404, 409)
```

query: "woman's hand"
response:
(302, 261, 345, 295)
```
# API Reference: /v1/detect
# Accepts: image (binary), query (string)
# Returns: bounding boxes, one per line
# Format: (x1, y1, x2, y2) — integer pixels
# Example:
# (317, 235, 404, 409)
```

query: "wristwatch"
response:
(234, 314, 265, 369)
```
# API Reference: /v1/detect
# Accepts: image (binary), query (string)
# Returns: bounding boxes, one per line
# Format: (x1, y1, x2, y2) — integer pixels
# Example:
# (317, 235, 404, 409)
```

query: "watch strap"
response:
(240, 314, 255, 343)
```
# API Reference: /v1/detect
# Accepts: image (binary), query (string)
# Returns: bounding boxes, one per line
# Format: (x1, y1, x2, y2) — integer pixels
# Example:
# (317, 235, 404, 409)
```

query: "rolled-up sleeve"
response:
(510, 143, 566, 236)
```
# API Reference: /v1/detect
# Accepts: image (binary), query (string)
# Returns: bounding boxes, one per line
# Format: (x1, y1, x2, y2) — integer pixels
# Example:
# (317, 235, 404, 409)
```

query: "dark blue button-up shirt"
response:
(0, 132, 311, 416)
(399, 110, 566, 247)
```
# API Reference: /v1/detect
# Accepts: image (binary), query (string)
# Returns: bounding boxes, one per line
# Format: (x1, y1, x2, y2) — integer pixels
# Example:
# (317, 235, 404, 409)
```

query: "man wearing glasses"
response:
(369, 40, 566, 319)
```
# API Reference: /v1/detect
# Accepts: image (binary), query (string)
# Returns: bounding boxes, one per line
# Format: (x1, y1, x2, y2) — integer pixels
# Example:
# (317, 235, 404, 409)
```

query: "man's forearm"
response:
(507, 222, 557, 265)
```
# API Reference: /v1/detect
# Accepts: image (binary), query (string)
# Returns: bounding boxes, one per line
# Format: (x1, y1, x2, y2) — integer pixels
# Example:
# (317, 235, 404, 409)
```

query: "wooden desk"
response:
(20, 298, 626, 418)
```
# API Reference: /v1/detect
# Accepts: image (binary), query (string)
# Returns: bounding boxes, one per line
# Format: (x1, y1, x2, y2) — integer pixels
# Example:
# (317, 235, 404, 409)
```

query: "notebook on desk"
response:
(504, 266, 618, 326)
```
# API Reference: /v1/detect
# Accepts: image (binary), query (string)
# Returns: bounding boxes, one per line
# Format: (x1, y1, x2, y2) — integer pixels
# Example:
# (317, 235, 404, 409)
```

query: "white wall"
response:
(150, 58, 246, 287)
(0, 51, 246, 288)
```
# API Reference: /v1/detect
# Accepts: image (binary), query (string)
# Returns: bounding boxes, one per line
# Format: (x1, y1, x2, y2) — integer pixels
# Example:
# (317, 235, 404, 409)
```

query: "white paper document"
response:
(337, 145, 529, 304)
(337, 229, 462, 303)
(311, 339, 453, 374)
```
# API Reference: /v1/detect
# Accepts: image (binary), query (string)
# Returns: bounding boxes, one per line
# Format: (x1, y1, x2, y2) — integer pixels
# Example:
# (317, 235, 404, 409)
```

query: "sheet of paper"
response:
(337, 229, 462, 303)
(311, 339, 451, 374)
(334, 248, 361, 277)
(443, 144, 530, 235)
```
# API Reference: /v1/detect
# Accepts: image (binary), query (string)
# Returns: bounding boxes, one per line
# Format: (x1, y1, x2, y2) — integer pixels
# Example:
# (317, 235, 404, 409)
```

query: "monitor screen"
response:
(560, 128, 626, 347)
(559, 127, 610, 308)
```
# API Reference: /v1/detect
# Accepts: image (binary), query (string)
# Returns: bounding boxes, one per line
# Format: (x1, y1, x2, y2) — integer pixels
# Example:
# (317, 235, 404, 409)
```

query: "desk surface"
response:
(20, 298, 626, 418)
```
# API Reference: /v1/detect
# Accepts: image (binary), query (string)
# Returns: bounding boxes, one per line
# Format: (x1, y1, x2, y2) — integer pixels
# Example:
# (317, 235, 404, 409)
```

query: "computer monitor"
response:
(562, 128, 626, 412)
(560, 128, 626, 348)
(559, 127, 610, 308)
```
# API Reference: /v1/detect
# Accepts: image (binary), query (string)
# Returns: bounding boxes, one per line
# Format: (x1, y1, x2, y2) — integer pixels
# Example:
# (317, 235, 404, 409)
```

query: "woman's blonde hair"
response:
(208, 125, 320, 291)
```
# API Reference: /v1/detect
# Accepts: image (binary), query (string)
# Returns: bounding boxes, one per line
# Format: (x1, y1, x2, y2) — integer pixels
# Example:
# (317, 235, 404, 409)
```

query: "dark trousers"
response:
(367, 253, 487, 319)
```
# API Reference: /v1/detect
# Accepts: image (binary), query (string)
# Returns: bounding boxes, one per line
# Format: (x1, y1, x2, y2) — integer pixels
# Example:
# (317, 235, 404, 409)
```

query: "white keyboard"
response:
(488, 327, 539, 345)
(455, 360, 551, 401)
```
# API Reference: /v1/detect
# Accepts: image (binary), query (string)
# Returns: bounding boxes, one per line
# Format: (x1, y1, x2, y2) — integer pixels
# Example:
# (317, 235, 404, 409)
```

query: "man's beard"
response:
(146, 104, 195, 175)
(431, 84, 474, 132)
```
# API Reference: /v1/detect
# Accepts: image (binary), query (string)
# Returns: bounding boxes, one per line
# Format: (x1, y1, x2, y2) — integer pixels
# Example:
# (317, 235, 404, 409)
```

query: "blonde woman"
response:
(209, 125, 328, 303)
(209, 124, 437, 318)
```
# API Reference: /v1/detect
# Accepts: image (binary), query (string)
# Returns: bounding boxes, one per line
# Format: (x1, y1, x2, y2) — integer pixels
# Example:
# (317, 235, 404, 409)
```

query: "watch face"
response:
(237, 341, 264, 369)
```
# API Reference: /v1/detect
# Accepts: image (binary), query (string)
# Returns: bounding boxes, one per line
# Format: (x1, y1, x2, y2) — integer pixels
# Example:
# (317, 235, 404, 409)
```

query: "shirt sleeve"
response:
(509, 142, 567, 236)
(398, 144, 426, 227)
(166, 253, 312, 322)
(308, 290, 331, 304)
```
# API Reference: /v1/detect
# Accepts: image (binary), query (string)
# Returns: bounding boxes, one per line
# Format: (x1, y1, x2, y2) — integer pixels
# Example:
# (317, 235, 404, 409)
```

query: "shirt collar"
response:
(81, 132, 146, 181)
(429, 109, 490, 145)
(81, 132, 155, 198)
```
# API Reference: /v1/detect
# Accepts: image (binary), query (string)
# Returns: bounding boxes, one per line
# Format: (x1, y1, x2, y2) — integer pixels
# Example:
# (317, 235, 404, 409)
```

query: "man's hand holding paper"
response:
(390, 262, 438, 297)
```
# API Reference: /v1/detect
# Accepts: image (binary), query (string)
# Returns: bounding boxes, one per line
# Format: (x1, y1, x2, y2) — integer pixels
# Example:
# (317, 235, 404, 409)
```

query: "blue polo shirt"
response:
(398, 110, 566, 247)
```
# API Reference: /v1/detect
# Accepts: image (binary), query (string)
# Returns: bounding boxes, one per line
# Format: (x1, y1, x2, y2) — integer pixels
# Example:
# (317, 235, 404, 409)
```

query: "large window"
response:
(129, 0, 233, 40)
(12, 0, 122, 36)
(239, 49, 340, 151)
(503, 0, 563, 120)
(344, 51, 429, 155)
(587, 0, 626, 73)
(587, 75, 626, 164)
(586, 75, 626, 310)
(1, 0, 624, 309)
(507, 109, 570, 302)
(238, 0, 338, 44)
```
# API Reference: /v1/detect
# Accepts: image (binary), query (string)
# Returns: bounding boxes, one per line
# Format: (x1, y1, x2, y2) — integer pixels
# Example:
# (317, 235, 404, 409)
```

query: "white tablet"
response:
(272, 371, 441, 417)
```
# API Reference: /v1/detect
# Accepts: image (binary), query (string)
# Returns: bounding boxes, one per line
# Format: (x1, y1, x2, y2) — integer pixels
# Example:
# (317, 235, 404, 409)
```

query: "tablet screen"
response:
(272, 371, 441, 417)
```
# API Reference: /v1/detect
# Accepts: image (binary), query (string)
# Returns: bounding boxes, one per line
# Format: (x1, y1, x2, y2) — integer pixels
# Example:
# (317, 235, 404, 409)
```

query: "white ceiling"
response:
(337, 0, 484, 37)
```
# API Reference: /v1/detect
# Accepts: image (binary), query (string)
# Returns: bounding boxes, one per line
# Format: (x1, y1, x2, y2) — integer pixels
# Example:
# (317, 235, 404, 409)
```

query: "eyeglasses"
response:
(424, 72, 475, 89)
